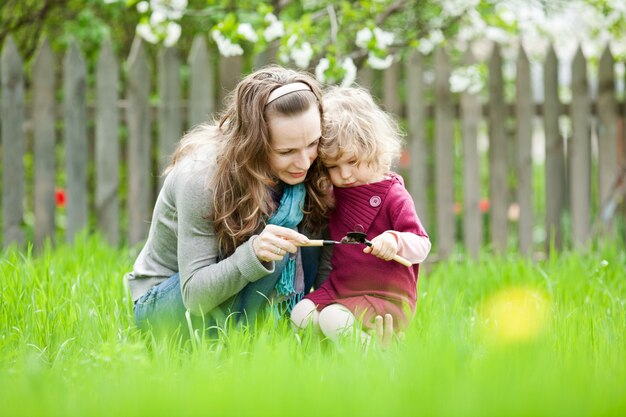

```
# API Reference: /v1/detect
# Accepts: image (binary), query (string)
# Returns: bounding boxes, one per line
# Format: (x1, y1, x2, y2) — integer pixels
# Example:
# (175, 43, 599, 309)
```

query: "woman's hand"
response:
(252, 224, 310, 263)
(363, 232, 398, 261)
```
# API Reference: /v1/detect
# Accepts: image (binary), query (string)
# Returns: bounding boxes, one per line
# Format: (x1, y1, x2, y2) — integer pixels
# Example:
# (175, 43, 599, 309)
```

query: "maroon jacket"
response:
(305, 173, 428, 329)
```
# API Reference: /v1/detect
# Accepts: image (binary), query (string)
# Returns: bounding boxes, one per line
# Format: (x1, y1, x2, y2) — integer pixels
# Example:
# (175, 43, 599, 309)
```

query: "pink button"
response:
(370, 196, 381, 207)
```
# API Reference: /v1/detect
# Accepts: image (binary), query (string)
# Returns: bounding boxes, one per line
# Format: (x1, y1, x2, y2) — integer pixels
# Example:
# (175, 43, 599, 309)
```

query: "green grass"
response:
(1, 235, 625, 417)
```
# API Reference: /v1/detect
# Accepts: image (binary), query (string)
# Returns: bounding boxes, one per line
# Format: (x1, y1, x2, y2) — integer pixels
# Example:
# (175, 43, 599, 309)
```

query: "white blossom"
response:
(612, 42, 626, 59)
(367, 52, 393, 69)
(449, 71, 470, 93)
(355, 28, 373, 49)
(290, 41, 313, 69)
(467, 9, 487, 34)
(608, 0, 626, 13)
(497, 8, 516, 26)
(237, 23, 258, 43)
(150, 0, 186, 20)
(164, 22, 181, 47)
(212, 30, 244, 57)
(136, 1, 150, 13)
(264, 14, 284, 42)
(430, 15, 444, 28)
(150, 9, 168, 25)
(485, 26, 511, 44)
(136, 23, 159, 44)
(170, 0, 187, 14)
(442, 0, 479, 17)
(417, 38, 434, 55)
(606, 10, 623, 26)
(430, 29, 444, 45)
(315, 58, 330, 83)
(456, 24, 478, 44)
(340, 57, 357, 87)
(373, 27, 394, 49)
(449, 65, 482, 94)
(417, 30, 444, 55)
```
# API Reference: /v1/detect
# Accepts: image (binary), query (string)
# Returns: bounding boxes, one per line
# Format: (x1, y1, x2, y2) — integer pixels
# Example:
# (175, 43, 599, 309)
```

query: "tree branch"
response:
(327, 4, 338, 46)
(0, 0, 67, 58)
(375, 0, 408, 26)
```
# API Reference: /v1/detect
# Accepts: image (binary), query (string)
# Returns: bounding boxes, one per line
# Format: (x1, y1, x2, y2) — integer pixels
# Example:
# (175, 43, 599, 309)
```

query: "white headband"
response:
(266, 82, 312, 105)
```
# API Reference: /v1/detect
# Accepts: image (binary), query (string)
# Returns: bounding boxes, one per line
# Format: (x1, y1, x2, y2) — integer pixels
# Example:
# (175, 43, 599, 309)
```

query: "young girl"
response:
(290, 86, 431, 342)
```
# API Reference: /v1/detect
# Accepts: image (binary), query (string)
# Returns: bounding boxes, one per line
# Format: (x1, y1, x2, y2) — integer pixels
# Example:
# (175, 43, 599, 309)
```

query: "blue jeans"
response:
(133, 246, 320, 335)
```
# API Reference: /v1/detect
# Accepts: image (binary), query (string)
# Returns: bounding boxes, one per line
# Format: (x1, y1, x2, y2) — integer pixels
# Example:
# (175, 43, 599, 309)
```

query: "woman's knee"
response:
(133, 274, 186, 334)
(318, 303, 355, 340)
(290, 298, 319, 329)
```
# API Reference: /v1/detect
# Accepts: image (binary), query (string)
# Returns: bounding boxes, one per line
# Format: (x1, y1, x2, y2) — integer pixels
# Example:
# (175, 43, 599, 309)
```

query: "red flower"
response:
(479, 198, 490, 213)
(55, 188, 66, 208)
(399, 150, 410, 168)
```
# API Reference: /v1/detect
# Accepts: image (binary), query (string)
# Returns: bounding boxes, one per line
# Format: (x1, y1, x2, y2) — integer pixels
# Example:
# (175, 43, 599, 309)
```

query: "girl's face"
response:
(324, 153, 382, 188)
(268, 105, 321, 185)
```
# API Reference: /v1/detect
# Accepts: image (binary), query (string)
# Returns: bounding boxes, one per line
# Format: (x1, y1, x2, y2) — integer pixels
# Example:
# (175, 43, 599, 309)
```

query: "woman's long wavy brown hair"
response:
(168, 66, 331, 256)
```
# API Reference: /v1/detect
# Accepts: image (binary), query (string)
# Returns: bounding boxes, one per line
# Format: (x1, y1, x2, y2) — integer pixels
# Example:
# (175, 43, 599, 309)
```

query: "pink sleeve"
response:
(386, 231, 431, 264)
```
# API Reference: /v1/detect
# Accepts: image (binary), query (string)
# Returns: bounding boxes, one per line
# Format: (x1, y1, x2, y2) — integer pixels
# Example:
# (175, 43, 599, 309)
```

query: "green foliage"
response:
(1, 235, 625, 416)
(3, 0, 625, 86)
(0, 0, 137, 63)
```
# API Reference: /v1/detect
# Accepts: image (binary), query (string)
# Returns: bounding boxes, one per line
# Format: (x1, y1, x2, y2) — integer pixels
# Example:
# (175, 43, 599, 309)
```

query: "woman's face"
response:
(268, 105, 321, 185)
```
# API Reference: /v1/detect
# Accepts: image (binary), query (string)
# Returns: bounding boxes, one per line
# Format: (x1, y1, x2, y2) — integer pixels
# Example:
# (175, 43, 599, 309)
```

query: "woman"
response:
(126, 65, 331, 334)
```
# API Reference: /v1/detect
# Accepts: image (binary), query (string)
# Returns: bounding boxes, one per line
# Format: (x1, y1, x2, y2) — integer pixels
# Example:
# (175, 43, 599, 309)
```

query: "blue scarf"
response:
(267, 183, 306, 312)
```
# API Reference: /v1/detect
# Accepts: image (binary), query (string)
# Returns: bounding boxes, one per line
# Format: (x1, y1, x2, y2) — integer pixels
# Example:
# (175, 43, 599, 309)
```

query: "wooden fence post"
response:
(543, 44, 565, 252)
(405, 50, 430, 233)
(434, 47, 455, 258)
(383, 59, 402, 117)
(488, 43, 509, 252)
(33, 38, 57, 248)
(95, 38, 120, 246)
(218, 55, 243, 112)
(126, 37, 152, 247)
(460, 50, 482, 258)
(64, 39, 89, 244)
(597, 46, 618, 237)
(1, 36, 25, 248)
(253, 41, 278, 69)
(1, 40, 622, 253)
(188, 36, 215, 129)
(158, 46, 182, 184)
(515, 46, 534, 255)
(569, 46, 591, 249)
(357, 66, 375, 92)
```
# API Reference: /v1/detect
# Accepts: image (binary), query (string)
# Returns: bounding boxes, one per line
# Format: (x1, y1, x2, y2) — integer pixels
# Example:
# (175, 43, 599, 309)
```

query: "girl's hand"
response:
(374, 314, 405, 350)
(364, 232, 398, 261)
(252, 225, 310, 263)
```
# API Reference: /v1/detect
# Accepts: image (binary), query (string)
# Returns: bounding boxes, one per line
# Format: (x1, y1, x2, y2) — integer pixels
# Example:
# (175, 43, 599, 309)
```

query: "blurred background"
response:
(1, 0, 625, 259)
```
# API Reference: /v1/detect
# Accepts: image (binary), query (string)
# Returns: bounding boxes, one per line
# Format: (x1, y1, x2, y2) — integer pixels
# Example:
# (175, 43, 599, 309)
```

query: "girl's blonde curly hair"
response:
(320, 85, 404, 175)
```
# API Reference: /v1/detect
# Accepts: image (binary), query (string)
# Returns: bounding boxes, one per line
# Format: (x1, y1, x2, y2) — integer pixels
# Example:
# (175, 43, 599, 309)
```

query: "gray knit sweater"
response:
(125, 142, 275, 316)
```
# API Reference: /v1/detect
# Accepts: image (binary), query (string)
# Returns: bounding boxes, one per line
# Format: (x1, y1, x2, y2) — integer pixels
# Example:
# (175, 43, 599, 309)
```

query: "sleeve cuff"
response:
(236, 236, 275, 281)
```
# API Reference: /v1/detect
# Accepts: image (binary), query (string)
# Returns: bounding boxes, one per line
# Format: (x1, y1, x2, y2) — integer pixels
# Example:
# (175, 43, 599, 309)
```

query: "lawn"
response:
(1, 235, 625, 417)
